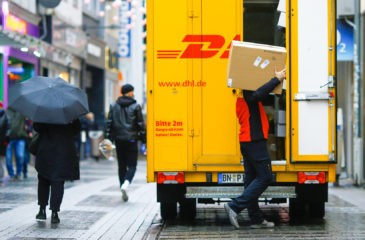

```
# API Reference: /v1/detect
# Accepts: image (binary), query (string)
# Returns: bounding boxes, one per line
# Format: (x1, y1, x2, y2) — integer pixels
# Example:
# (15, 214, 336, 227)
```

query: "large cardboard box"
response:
(227, 41, 287, 94)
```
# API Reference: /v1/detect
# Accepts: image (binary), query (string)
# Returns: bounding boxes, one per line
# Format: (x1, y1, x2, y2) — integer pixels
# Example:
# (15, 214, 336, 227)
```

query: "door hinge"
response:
(329, 152, 335, 162)
(188, 128, 194, 137)
(188, 10, 199, 19)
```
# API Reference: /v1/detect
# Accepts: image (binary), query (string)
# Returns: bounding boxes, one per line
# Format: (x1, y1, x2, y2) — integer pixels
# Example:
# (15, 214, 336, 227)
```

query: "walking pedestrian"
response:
(224, 67, 286, 229)
(23, 119, 33, 179)
(105, 84, 146, 202)
(33, 120, 81, 224)
(0, 101, 8, 183)
(5, 108, 27, 181)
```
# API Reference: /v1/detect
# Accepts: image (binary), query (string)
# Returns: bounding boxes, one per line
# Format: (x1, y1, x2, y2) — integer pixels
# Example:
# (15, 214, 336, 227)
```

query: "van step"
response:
(185, 186, 296, 199)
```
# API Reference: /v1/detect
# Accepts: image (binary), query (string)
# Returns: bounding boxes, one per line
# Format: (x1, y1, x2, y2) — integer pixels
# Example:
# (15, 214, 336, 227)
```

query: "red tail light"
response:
(298, 172, 326, 184)
(157, 172, 185, 184)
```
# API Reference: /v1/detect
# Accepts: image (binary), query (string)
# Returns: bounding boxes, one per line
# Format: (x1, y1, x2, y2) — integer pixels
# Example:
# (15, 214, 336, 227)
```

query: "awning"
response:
(0, 26, 76, 66)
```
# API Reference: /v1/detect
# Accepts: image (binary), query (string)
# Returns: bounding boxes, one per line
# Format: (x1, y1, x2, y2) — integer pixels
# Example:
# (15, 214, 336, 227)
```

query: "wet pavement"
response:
(0, 157, 158, 240)
(146, 187, 365, 240)
(1, 159, 365, 239)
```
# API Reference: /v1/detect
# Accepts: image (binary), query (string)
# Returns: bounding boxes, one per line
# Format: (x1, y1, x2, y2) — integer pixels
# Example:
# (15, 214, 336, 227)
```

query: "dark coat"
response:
(34, 120, 81, 181)
(0, 110, 8, 155)
(236, 77, 281, 142)
(105, 96, 146, 142)
(6, 109, 27, 140)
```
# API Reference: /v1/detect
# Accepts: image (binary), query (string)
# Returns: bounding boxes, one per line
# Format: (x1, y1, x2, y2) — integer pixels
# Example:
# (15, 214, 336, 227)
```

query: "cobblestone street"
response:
(145, 183, 365, 240)
(2, 159, 365, 239)
(0, 158, 158, 240)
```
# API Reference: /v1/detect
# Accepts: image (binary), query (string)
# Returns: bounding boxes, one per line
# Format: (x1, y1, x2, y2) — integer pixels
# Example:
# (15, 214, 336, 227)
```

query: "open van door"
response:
(289, 0, 336, 163)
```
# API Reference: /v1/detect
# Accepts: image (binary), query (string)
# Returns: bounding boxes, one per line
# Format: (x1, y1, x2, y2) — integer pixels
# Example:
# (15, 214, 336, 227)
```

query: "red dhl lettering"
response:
(156, 34, 241, 59)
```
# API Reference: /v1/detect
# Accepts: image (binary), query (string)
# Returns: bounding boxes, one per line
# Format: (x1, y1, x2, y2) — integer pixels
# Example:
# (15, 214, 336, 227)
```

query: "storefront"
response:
(0, 12, 39, 107)
(85, 37, 106, 129)
(40, 52, 82, 88)
(105, 47, 119, 113)
(41, 16, 87, 88)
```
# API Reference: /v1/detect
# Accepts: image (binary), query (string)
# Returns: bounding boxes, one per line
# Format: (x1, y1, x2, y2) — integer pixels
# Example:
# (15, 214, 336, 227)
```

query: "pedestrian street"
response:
(0, 157, 158, 240)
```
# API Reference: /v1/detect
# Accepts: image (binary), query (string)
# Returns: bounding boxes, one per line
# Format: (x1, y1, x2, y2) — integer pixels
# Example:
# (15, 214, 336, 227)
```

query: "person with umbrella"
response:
(9, 76, 89, 224)
(0, 101, 8, 183)
(33, 119, 81, 223)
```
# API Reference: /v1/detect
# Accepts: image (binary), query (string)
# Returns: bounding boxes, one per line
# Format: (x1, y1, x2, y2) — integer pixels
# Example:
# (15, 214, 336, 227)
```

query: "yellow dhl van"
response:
(147, 0, 337, 220)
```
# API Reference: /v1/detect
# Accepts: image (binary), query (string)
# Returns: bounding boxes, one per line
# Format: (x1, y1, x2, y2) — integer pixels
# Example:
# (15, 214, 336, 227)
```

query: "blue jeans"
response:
(228, 140, 272, 224)
(6, 139, 25, 177)
(23, 149, 30, 176)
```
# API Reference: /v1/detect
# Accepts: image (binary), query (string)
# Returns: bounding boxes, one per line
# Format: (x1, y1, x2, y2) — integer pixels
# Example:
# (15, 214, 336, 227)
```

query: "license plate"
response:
(218, 173, 244, 184)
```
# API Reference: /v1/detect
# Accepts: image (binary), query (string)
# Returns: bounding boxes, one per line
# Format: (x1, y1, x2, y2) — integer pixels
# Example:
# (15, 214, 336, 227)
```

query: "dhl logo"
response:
(157, 34, 241, 59)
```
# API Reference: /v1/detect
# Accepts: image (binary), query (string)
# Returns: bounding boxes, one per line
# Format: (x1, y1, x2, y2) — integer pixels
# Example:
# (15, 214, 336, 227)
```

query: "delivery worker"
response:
(224, 67, 286, 229)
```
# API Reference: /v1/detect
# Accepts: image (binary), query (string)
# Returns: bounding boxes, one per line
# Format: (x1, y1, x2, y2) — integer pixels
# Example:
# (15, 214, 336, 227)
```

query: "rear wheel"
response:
(160, 202, 177, 220)
(289, 199, 306, 219)
(179, 199, 197, 220)
(308, 202, 325, 218)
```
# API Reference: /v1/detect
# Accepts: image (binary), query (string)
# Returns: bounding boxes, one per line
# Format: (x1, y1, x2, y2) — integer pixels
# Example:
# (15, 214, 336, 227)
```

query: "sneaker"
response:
(51, 211, 60, 224)
(224, 203, 239, 229)
(121, 181, 130, 190)
(250, 219, 275, 229)
(120, 181, 129, 202)
(121, 188, 128, 202)
(36, 208, 46, 221)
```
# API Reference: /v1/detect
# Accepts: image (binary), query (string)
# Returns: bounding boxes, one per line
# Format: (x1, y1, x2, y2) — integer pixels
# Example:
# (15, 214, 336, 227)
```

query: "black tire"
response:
(160, 202, 177, 220)
(289, 199, 306, 219)
(179, 199, 197, 220)
(309, 202, 325, 218)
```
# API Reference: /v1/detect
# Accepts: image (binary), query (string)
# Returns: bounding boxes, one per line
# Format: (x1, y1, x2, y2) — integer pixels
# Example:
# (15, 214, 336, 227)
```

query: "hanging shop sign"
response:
(337, 19, 354, 61)
(106, 47, 118, 71)
(118, 1, 131, 58)
(1, 13, 39, 38)
(88, 43, 101, 58)
(5, 14, 27, 34)
(86, 37, 105, 69)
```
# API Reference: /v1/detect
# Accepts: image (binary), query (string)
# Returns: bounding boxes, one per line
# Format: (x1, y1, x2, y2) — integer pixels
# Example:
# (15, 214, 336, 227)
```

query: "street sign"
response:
(118, 1, 131, 58)
(337, 19, 354, 61)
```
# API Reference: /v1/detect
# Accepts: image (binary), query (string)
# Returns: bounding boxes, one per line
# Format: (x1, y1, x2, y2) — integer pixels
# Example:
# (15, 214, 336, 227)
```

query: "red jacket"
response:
(236, 77, 281, 142)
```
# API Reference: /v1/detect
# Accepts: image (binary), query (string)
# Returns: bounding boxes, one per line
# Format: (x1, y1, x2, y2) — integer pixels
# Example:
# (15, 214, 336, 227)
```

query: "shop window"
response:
(7, 57, 35, 87)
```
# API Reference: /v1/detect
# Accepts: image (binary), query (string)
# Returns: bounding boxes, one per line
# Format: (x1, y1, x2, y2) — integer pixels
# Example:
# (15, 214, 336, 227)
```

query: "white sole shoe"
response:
(121, 189, 128, 202)
(224, 203, 240, 229)
(250, 219, 275, 229)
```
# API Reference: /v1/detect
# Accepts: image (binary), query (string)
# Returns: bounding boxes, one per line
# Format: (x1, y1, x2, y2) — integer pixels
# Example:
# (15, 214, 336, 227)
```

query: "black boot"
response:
(36, 207, 46, 221)
(51, 211, 60, 224)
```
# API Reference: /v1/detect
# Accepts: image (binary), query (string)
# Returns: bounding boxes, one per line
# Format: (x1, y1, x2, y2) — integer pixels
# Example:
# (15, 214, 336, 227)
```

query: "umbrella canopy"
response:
(9, 76, 89, 124)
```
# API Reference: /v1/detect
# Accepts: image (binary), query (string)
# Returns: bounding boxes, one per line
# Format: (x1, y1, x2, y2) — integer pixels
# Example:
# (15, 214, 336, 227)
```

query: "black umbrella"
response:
(8, 76, 89, 124)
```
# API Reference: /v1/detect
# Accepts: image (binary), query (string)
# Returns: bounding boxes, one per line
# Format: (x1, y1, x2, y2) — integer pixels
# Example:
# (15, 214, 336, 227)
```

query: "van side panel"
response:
(152, 0, 190, 171)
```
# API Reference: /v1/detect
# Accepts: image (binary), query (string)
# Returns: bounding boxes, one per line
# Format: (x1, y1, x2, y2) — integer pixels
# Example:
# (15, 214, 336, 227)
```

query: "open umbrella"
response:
(8, 76, 89, 124)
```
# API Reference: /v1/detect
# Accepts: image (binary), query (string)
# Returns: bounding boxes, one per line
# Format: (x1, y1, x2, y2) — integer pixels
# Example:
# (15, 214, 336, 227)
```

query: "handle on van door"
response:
(232, 89, 236, 94)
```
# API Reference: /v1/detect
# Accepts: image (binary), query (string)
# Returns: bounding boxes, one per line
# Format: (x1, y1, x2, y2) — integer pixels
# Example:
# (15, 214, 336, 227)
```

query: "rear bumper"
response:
(157, 182, 328, 203)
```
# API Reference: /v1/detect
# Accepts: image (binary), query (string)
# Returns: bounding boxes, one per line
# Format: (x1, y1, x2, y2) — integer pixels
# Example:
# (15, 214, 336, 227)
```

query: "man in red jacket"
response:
(225, 68, 286, 229)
